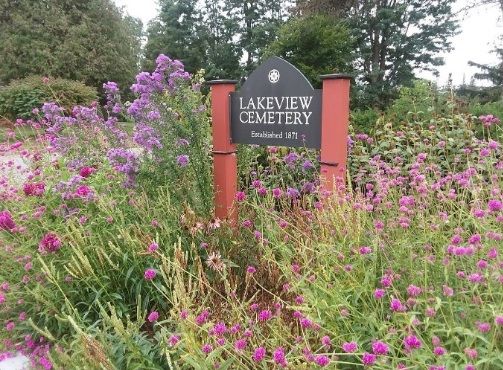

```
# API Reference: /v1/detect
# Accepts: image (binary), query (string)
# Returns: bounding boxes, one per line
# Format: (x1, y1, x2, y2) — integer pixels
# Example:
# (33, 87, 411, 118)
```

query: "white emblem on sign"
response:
(268, 69, 280, 84)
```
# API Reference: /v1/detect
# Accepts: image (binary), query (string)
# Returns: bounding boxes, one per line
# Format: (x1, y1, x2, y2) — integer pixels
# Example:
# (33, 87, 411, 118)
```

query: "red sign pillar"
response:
(207, 80, 238, 224)
(319, 74, 351, 195)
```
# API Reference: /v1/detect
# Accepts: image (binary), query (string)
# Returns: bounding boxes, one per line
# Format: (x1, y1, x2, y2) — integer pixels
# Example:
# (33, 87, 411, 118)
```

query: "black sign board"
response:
(230, 57, 322, 149)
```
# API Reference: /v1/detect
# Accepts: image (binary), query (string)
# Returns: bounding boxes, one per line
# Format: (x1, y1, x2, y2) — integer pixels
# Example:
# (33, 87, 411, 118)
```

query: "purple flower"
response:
(283, 152, 299, 167)
(403, 335, 422, 351)
(176, 154, 189, 167)
(302, 160, 314, 171)
(168, 335, 180, 346)
(202, 343, 213, 354)
(0, 211, 16, 231)
(147, 311, 159, 322)
(390, 298, 405, 312)
(374, 289, 385, 299)
(144, 268, 157, 281)
(286, 187, 300, 199)
(195, 309, 210, 325)
(38, 233, 62, 254)
(372, 341, 389, 355)
(362, 352, 376, 366)
(315, 355, 330, 366)
(252, 347, 266, 362)
(246, 266, 256, 274)
(23, 182, 45, 196)
(258, 310, 272, 322)
(272, 187, 283, 198)
(235, 191, 246, 202)
(79, 166, 95, 178)
(133, 123, 162, 152)
(211, 322, 227, 336)
(407, 284, 422, 297)
(342, 341, 358, 353)
(488, 199, 502, 212)
(234, 338, 247, 351)
(273, 347, 287, 367)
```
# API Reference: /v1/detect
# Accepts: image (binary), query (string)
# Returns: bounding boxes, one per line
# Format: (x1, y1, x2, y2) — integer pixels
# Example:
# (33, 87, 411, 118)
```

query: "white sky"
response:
(114, 0, 502, 87)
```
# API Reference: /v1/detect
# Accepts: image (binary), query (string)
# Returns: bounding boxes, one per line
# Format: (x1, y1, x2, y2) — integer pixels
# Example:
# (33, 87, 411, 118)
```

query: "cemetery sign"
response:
(230, 57, 322, 149)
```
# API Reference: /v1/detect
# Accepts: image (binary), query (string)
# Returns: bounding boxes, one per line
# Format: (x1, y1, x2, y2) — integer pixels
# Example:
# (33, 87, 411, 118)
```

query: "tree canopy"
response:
(0, 0, 142, 91)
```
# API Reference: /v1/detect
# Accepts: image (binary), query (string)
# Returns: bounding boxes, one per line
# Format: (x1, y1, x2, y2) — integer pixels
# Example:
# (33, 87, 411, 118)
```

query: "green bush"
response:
(469, 100, 503, 120)
(0, 76, 97, 121)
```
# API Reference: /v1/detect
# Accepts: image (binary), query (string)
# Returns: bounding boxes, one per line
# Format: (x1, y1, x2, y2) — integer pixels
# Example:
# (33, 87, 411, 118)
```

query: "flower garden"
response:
(0, 55, 502, 369)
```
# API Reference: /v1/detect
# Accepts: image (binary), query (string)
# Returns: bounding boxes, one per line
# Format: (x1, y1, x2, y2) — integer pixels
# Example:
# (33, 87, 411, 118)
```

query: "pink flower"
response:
(235, 191, 246, 202)
(488, 199, 502, 212)
(195, 309, 210, 325)
(372, 341, 389, 355)
(476, 322, 491, 333)
(374, 289, 385, 299)
(464, 347, 478, 360)
(246, 266, 256, 274)
(168, 335, 180, 346)
(407, 284, 422, 297)
(272, 188, 283, 198)
(148, 242, 158, 253)
(321, 335, 331, 348)
(0, 293, 5, 304)
(273, 347, 287, 367)
(39, 357, 52, 370)
(495, 315, 503, 326)
(403, 335, 421, 351)
(79, 166, 95, 178)
(147, 311, 159, 322)
(443, 285, 454, 297)
(23, 182, 45, 196)
(5, 321, 14, 331)
(359, 246, 372, 255)
(342, 341, 358, 353)
(258, 309, 272, 322)
(434, 346, 446, 356)
(211, 322, 227, 336)
(315, 355, 330, 367)
(202, 343, 213, 354)
(390, 298, 405, 312)
(144, 268, 156, 280)
(362, 352, 376, 366)
(0, 210, 16, 231)
(234, 338, 247, 351)
(38, 233, 62, 254)
(252, 347, 266, 362)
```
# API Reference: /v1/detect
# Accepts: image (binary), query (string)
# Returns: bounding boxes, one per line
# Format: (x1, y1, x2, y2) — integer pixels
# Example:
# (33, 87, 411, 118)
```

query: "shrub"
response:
(0, 76, 97, 121)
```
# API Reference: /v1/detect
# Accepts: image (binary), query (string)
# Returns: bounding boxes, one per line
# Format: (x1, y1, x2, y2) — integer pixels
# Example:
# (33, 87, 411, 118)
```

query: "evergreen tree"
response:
(143, 0, 206, 73)
(294, 0, 458, 108)
(265, 14, 353, 87)
(0, 0, 141, 91)
(224, 0, 289, 73)
(201, 0, 241, 79)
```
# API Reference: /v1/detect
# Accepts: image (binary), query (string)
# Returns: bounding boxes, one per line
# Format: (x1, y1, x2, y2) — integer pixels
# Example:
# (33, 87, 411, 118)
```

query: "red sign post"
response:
(207, 80, 238, 225)
(319, 74, 351, 195)
(208, 60, 351, 223)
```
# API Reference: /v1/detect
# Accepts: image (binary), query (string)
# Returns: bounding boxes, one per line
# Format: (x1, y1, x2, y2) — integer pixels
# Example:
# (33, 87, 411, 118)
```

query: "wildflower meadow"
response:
(0, 55, 502, 370)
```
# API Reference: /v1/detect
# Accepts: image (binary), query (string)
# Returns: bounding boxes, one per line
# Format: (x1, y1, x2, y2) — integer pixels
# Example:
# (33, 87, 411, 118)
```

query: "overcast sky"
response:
(114, 0, 502, 87)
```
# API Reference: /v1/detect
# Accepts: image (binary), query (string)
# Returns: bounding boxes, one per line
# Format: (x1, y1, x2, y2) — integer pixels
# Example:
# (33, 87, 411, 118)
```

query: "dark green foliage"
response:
(143, 0, 206, 73)
(0, 76, 97, 121)
(265, 15, 353, 88)
(350, 0, 458, 108)
(0, 0, 141, 92)
(144, 0, 291, 80)
(292, 0, 458, 109)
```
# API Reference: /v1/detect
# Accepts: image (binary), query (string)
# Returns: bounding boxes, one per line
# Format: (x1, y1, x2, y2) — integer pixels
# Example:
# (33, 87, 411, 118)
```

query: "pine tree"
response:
(143, 0, 206, 73)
